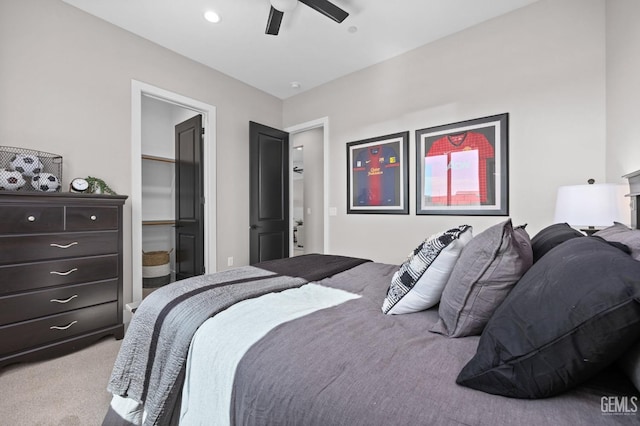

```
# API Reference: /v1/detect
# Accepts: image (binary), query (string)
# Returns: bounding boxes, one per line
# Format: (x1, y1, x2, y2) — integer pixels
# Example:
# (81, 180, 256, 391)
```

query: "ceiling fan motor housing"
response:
(266, 0, 349, 35)
(271, 0, 298, 13)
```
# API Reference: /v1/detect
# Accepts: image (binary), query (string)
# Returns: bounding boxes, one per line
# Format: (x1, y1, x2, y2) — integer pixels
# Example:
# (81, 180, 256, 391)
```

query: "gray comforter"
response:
(105, 254, 370, 426)
(227, 262, 639, 426)
(106, 255, 639, 425)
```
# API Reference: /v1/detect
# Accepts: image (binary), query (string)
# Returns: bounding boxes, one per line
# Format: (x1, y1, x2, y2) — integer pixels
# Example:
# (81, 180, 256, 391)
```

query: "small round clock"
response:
(70, 177, 90, 193)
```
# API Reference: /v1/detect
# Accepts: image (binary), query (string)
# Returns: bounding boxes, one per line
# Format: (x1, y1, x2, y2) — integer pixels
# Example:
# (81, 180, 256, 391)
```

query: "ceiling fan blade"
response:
(266, 6, 284, 35)
(299, 0, 349, 23)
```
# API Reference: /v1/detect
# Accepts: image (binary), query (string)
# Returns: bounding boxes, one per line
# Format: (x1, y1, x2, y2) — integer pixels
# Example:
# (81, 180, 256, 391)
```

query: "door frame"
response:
(131, 80, 217, 304)
(285, 117, 329, 255)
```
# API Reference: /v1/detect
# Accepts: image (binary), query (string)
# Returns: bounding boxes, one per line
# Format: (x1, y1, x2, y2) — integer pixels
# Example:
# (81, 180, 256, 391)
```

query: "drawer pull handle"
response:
(50, 295, 78, 304)
(50, 321, 78, 331)
(90, 215, 97, 221)
(27, 215, 36, 222)
(50, 268, 78, 276)
(50, 242, 79, 249)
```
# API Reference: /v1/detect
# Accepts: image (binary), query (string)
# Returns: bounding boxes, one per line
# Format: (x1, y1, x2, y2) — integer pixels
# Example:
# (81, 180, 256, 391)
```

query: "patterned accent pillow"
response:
(382, 225, 472, 315)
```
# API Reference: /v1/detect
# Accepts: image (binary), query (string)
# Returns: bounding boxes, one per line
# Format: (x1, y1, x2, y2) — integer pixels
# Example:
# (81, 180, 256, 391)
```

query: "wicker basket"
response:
(142, 250, 171, 266)
(0, 146, 63, 192)
(142, 250, 172, 290)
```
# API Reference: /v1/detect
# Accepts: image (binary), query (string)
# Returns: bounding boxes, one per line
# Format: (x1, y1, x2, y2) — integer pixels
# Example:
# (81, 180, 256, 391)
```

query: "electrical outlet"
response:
(227, 256, 234, 267)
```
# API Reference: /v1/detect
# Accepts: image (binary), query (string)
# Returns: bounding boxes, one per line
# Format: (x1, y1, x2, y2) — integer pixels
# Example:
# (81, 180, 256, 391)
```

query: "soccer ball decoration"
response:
(9, 154, 43, 177)
(31, 173, 61, 192)
(0, 169, 26, 191)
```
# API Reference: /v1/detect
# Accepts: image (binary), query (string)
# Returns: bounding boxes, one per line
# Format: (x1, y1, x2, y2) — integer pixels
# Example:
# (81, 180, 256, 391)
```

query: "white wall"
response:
(283, 0, 608, 264)
(606, 0, 640, 182)
(142, 96, 194, 159)
(0, 0, 283, 305)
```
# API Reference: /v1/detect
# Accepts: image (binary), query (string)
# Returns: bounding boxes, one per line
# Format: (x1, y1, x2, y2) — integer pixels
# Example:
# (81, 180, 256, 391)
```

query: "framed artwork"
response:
(347, 131, 409, 214)
(415, 113, 508, 216)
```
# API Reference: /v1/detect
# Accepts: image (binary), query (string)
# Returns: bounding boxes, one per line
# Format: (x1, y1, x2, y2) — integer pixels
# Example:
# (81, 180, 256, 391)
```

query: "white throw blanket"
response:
(106, 266, 306, 425)
(179, 284, 361, 425)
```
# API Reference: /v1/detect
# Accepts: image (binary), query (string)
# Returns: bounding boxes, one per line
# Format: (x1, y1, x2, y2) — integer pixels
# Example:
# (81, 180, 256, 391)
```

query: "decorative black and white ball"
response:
(9, 154, 43, 177)
(0, 169, 26, 191)
(31, 173, 61, 192)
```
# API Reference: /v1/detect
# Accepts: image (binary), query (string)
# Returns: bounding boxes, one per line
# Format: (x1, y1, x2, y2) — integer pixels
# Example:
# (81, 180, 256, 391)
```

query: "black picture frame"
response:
(347, 131, 409, 214)
(415, 113, 508, 216)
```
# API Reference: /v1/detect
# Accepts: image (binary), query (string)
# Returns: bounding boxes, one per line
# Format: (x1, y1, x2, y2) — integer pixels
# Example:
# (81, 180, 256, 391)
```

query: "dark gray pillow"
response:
(530, 222, 583, 263)
(430, 219, 533, 338)
(457, 237, 640, 398)
(618, 341, 640, 393)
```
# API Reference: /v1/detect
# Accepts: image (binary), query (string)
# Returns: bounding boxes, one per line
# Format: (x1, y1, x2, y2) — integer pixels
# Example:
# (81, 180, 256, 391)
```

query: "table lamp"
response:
(554, 179, 628, 235)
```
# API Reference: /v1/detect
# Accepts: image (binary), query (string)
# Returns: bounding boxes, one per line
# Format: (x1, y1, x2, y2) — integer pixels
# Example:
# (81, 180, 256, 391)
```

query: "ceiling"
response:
(61, 0, 538, 99)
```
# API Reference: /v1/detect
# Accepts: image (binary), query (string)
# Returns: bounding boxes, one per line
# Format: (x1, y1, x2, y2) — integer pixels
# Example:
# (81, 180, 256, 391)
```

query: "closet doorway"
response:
(131, 80, 217, 306)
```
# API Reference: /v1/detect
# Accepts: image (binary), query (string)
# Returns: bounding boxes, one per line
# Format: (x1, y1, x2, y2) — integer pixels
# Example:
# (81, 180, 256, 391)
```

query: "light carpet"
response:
(0, 337, 121, 425)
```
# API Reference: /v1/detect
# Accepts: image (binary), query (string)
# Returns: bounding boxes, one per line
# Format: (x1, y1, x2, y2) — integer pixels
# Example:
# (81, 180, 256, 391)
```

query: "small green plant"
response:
(86, 176, 117, 195)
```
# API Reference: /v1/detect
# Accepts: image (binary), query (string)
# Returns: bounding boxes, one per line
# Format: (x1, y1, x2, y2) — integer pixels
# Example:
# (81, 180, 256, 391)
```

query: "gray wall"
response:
(283, 0, 611, 264)
(0, 0, 283, 304)
(1, 0, 637, 300)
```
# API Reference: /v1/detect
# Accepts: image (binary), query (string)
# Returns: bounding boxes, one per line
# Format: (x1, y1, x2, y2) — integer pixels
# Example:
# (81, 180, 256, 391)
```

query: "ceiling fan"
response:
(266, 0, 349, 36)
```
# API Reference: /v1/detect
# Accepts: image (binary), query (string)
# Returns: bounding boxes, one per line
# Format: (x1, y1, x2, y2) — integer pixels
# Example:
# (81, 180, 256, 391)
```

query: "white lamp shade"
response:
(271, 0, 298, 12)
(554, 183, 629, 227)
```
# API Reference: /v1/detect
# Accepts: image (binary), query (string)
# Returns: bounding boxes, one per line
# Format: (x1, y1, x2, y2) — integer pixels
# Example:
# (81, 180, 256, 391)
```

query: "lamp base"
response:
(580, 227, 599, 236)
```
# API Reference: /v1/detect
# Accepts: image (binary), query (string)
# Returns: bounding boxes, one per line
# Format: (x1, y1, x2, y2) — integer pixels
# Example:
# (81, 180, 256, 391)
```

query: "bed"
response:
(103, 219, 640, 426)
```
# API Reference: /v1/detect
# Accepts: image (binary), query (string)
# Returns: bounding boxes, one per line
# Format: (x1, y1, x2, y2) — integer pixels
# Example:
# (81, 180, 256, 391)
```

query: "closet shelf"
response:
(142, 154, 175, 163)
(142, 220, 176, 226)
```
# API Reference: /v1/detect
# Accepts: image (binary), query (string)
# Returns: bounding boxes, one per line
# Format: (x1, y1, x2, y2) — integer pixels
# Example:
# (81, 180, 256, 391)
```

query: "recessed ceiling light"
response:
(348, 26, 358, 34)
(204, 10, 220, 23)
(290, 81, 301, 89)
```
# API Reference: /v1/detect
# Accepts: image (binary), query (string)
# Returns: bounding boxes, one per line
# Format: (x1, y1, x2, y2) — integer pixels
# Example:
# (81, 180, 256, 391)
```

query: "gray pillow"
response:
(594, 222, 640, 261)
(431, 219, 533, 337)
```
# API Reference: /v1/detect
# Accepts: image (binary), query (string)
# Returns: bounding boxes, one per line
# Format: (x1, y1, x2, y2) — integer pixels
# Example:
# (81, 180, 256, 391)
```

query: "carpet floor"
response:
(0, 337, 121, 425)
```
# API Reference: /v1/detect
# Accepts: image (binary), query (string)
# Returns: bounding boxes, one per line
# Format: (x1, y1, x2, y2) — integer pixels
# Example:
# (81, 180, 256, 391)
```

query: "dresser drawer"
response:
(0, 206, 64, 234)
(0, 254, 118, 296)
(0, 279, 118, 325)
(66, 206, 119, 231)
(0, 231, 118, 265)
(0, 302, 118, 356)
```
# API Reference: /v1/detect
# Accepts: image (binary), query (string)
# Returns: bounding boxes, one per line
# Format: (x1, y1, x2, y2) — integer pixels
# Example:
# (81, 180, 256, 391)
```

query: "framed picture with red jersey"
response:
(416, 113, 508, 216)
(347, 131, 409, 214)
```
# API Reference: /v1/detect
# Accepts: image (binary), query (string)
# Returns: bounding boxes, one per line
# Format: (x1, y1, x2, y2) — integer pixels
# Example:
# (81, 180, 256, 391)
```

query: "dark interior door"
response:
(175, 114, 204, 280)
(249, 121, 289, 264)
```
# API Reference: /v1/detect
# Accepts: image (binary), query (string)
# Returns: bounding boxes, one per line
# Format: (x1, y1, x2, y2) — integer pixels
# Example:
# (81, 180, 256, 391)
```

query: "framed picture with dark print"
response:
(347, 131, 409, 214)
(415, 113, 508, 215)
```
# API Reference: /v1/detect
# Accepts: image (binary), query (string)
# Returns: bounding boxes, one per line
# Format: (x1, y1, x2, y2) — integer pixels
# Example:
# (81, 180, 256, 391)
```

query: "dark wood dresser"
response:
(0, 191, 127, 368)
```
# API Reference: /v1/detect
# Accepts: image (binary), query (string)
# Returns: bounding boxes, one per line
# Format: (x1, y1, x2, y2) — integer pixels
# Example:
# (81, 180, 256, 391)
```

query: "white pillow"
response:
(382, 225, 472, 315)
